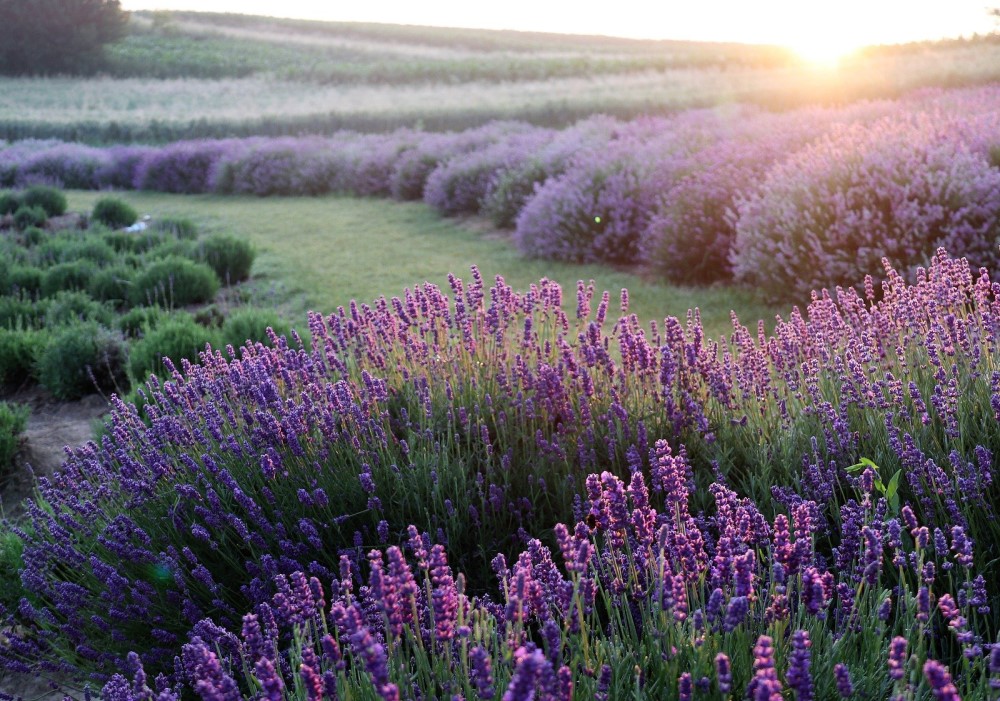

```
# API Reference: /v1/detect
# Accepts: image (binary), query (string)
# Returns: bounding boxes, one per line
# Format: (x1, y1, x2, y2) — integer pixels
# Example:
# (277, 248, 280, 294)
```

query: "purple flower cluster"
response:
(3, 84, 997, 294)
(2, 246, 1000, 697)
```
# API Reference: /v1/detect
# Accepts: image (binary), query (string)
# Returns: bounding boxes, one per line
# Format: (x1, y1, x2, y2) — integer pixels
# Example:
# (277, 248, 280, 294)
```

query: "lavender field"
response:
(4, 13, 1000, 701)
(2, 250, 1000, 699)
(4, 83, 1000, 302)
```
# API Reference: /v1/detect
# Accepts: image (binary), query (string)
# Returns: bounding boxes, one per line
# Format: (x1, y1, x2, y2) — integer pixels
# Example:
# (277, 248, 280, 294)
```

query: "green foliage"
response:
(0, 328, 48, 387)
(8, 266, 43, 296)
(21, 186, 66, 217)
(19, 226, 46, 247)
(37, 234, 116, 267)
(44, 290, 113, 327)
(0, 531, 25, 614)
(128, 313, 218, 381)
(144, 237, 196, 259)
(0, 191, 20, 215)
(150, 216, 197, 239)
(37, 322, 129, 400)
(0, 295, 47, 330)
(91, 197, 138, 229)
(41, 260, 97, 297)
(116, 305, 162, 338)
(13, 205, 47, 231)
(219, 307, 291, 350)
(0, 0, 128, 75)
(128, 256, 219, 308)
(88, 265, 135, 305)
(0, 400, 28, 476)
(101, 230, 136, 253)
(196, 234, 255, 284)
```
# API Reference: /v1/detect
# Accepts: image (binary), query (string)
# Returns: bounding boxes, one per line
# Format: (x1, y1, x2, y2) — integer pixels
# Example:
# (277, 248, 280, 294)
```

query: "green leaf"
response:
(886, 470, 901, 501)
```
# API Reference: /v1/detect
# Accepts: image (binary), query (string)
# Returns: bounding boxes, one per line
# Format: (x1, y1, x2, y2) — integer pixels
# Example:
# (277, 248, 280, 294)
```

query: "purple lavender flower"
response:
(254, 658, 284, 701)
(715, 653, 732, 695)
(502, 647, 547, 701)
(470, 646, 495, 700)
(747, 636, 782, 701)
(786, 630, 813, 701)
(833, 664, 853, 698)
(923, 660, 960, 701)
(888, 637, 908, 681)
(678, 672, 692, 701)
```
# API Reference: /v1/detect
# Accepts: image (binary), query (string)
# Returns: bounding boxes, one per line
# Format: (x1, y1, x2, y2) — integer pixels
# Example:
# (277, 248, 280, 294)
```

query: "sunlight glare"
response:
(788, 36, 862, 69)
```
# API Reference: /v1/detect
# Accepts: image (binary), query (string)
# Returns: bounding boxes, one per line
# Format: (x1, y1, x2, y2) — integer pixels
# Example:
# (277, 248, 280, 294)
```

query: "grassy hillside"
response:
(3, 11, 999, 143)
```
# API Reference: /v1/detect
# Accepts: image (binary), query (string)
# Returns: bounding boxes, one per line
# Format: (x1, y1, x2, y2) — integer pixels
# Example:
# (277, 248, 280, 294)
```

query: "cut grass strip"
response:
(66, 191, 783, 337)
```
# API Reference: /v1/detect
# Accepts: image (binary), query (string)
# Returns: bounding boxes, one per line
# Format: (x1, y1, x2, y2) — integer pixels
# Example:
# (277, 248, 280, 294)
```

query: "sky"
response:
(121, 1, 997, 54)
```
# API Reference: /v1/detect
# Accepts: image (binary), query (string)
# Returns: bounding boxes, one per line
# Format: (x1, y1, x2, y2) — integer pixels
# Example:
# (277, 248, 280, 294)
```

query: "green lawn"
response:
(67, 191, 784, 338)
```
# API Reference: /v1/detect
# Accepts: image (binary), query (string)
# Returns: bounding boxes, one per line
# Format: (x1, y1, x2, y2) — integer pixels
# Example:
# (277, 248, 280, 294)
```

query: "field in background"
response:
(65, 190, 782, 338)
(3, 11, 1000, 143)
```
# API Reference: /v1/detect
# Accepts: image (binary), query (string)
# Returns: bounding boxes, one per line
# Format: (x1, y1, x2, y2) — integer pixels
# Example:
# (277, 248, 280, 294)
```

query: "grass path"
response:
(67, 191, 783, 338)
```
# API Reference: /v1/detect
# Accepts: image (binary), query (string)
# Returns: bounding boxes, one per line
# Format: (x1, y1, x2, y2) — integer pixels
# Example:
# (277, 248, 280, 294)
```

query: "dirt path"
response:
(1, 389, 109, 522)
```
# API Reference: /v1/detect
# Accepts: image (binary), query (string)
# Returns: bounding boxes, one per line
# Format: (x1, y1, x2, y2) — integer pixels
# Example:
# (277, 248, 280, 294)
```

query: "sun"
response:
(786, 35, 864, 69)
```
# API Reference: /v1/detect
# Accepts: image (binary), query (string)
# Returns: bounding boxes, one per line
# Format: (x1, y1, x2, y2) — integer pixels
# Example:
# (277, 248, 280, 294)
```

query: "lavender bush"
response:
(3, 251, 1000, 700)
(423, 127, 554, 216)
(731, 114, 1000, 301)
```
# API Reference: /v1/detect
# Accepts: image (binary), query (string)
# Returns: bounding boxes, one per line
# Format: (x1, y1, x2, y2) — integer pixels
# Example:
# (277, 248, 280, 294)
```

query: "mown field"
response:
(3, 10, 1000, 701)
(3, 11, 1000, 143)
(64, 190, 782, 337)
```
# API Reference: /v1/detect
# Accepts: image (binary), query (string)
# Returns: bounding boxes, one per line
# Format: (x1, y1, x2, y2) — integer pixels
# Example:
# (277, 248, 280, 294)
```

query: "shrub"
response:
(0, 531, 25, 615)
(87, 265, 134, 305)
(513, 152, 659, 264)
(0, 295, 46, 329)
(14, 143, 109, 189)
(0, 190, 19, 214)
(127, 313, 219, 381)
(13, 205, 46, 230)
(134, 140, 242, 193)
(149, 216, 197, 239)
(44, 290, 113, 327)
(116, 305, 162, 338)
(18, 225, 45, 247)
(482, 115, 619, 228)
(41, 260, 97, 297)
(423, 129, 553, 217)
(8, 265, 43, 296)
(0, 400, 28, 476)
(36, 322, 128, 399)
(0, 327, 47, 386)
(195, 234, 255, 284)
(101, 229, 136, 253)
(21, 185, 66, 217)
(143, 237, 196, 259)
(219, 308, 291, 350)
(91, 197, 138, 229)
(36, 234, 116, 267)
(732, 116, 1000, 301)
(96, 144, 155, 189)
(128, 256, 219, 308)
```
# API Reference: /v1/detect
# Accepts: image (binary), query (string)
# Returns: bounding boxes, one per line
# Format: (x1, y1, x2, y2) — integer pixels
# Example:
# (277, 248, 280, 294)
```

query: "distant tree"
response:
(0, 0, 129, 75)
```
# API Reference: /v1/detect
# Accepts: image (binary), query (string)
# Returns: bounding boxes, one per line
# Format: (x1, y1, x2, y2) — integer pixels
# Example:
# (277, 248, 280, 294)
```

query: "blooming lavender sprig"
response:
(786, 630, 813, 701)
(833, 664, 853, 698)
(923, 660, 961, 701)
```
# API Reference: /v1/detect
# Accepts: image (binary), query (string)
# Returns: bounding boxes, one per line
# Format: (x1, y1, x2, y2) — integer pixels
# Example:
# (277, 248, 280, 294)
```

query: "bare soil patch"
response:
(1, 388, 108, 522)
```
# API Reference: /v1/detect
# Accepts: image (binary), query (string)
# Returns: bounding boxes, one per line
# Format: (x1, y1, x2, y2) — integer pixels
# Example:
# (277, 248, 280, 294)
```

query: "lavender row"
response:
(2, 249, 1000, 697)
(102, 451, 1000, 700)
(4, 86, 1000, 299)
